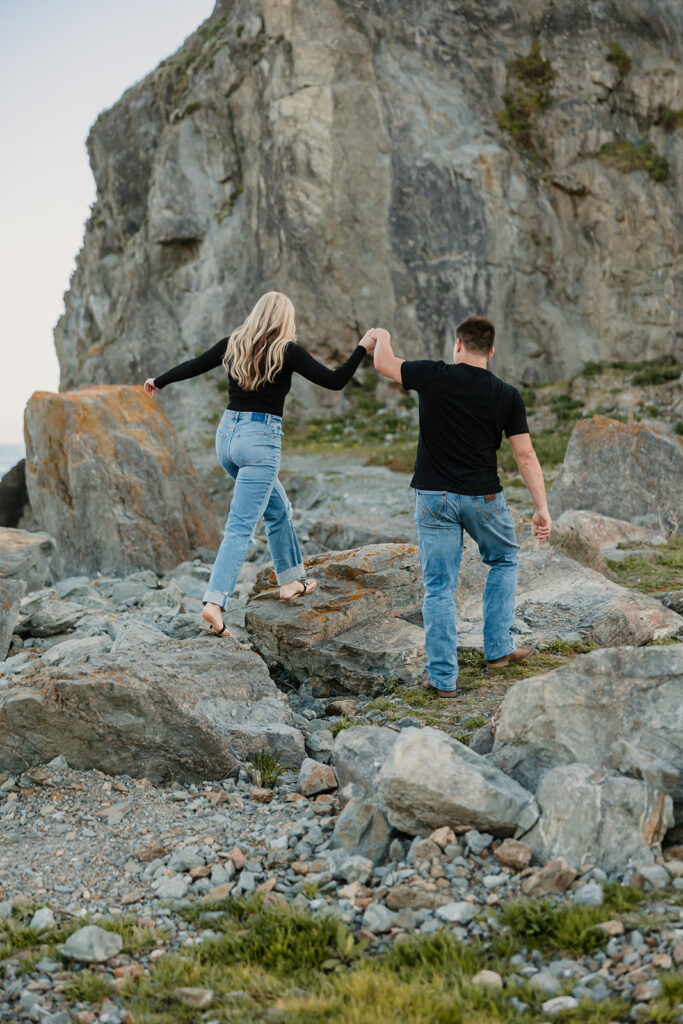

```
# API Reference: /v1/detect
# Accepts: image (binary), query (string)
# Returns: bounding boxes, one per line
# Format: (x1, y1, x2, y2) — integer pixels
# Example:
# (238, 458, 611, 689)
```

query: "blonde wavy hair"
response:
(223, 291, 296, 389)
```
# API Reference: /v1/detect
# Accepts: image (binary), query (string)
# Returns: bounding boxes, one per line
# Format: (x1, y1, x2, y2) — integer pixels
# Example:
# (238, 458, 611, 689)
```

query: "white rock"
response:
(542, 996, 579, 1014)
(572, 882, 604, 906)
(57, 924, 123, 963)
(30, 907, 55, 931)
(435, 902, 476, 925)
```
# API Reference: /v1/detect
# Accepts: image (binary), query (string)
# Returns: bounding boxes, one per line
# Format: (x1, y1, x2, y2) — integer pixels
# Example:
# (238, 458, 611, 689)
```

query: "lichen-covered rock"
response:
(377, 726, 539, 837)
(548, 510, 665, 575)
(0, 528, 56, 590)
(522, 764, 673, 871)
(456, 549, 682, 650)
(246, 544, 425, 694)
(24, 386, 220, 577)
(0, 579, 26, 661)
(53, 2, 682, 483)
(0, 636, 304, 780)
(492, 646, 683, 827)
(549, 418, 683, 536)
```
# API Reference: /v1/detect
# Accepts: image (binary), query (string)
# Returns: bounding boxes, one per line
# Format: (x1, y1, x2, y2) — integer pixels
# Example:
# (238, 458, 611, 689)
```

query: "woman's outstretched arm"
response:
(144, 338, 228, 395)
(286, 333, 376, 391)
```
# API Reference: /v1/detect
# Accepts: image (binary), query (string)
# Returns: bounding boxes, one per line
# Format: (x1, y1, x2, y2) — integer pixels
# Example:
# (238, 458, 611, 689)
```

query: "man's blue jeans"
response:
(414, 489, 519, 692)
(203, 410, 305, 607)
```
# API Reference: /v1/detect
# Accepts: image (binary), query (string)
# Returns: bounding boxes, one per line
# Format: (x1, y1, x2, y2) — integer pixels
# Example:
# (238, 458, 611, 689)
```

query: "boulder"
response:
(377, 726, 539, 837)
(57, 925, 122, 963)
(0, 636, 304, 780)
(0, 528, 56, 589)
(330, 799, 394, 865)
(523, 764, 673, 871)
(658, 590, 683, 616)
(492, 646, 683, 826)
(23, 386, 221, 577)
(332, 726, 400, 795)
(0, 579, 26, 661)
(548, 510, 664, 574)
(0, 459, 29, 528)
(548, 417, 683, 536)
(456, 549, 682, 650)
(246, 544, 425, 694)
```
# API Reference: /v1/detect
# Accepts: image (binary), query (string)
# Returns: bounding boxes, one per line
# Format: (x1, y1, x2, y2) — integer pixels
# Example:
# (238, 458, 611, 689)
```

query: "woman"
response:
(144, 291, 376, 637)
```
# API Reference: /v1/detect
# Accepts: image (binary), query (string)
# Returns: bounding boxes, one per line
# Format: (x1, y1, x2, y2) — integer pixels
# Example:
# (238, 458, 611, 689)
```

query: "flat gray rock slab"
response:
(0, 636, 304, 781)
(492, 645, 683, 827)
(456, 549, 682, 649)
(0, 578, 26, 661)
(0, 528, 55, 590)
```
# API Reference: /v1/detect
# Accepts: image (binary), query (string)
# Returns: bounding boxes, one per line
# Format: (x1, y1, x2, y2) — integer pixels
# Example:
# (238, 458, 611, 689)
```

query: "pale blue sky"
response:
(0, 0, 214, 444)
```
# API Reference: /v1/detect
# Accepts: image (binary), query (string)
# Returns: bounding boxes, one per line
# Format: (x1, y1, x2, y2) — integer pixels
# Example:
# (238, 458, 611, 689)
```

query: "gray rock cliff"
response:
(55, 0, 682, 472)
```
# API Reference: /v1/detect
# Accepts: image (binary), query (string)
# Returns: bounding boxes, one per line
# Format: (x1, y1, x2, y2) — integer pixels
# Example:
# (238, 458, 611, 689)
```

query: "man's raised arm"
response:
(508, 433, 552, 541)
(372, 328, 405, 384)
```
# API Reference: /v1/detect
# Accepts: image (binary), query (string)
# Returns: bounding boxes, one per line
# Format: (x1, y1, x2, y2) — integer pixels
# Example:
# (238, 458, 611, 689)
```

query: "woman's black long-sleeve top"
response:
(153, 338, 366, 418)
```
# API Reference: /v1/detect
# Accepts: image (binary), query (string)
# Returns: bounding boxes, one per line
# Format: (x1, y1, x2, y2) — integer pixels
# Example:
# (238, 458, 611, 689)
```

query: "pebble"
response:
(57, 925, 123, 963)
(542, 996, 579, 1014)
(435, 902, 476, 925)
(572, 882, 603, 906)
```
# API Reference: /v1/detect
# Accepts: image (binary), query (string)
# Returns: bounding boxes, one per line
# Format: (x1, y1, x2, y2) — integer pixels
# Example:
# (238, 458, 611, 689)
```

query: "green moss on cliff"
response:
(599, 139, 668, 182)
(606, 42, 632, 77)
(657, 108, 683, 133)
(496, 41, 554, 157)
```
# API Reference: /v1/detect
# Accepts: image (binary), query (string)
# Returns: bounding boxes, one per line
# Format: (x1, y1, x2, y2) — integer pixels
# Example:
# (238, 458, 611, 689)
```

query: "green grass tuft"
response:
(606, 41, 632, 76)
(249, 750, 284, 788)
(496, 41, 554, 156)
(62, 970, 113, 1004)
(657, 107, 683, 133)
(607, 537, 683, 593)
(599, 139, 669, 182)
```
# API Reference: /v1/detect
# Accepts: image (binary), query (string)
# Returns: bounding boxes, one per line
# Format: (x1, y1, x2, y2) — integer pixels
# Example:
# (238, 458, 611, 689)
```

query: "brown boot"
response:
(420, 674, 459, 698)
(486, 646, 535, 669)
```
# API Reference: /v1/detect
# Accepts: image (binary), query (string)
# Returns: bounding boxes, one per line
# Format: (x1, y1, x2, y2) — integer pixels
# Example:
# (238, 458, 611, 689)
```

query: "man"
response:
(372, 316, 552, 697)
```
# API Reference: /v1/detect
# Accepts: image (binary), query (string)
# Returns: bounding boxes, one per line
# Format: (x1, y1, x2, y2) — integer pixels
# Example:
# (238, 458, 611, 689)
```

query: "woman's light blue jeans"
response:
(414, 489, 520, 692)
(203, 410, 305, 607)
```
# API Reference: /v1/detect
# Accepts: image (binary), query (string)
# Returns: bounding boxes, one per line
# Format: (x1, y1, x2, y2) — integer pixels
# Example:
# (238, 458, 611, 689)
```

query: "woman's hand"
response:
(360, 330, 377, 354)
(143, 378, 158, 397)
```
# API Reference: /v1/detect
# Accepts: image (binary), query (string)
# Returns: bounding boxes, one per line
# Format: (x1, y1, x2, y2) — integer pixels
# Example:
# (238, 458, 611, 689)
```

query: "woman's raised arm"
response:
(146, 337, 228, 394)
(285, 333, 375, 391)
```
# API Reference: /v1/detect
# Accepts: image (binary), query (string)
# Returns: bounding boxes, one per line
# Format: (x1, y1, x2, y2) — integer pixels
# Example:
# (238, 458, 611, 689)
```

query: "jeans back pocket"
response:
(416, 490, 447, 522)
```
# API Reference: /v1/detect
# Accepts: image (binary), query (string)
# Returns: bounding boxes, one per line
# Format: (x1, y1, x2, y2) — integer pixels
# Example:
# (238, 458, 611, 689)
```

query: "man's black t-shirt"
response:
(400, 360, 529, 495)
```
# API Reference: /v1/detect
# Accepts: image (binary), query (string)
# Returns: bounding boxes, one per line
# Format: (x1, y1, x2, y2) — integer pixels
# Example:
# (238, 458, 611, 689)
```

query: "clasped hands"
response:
(359, 327, 391, 355)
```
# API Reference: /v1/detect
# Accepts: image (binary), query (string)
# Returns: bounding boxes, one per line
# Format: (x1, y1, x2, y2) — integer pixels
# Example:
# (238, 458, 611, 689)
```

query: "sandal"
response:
(199, 622, 231, 638)
(280, 578, 317, 602)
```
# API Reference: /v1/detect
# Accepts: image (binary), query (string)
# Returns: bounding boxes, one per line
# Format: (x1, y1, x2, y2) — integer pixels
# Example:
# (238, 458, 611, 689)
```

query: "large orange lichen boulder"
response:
(24, 386, 220, 577)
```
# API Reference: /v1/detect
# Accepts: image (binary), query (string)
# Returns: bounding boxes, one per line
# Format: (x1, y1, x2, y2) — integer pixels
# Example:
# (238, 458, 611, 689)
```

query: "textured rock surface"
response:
(332, 725, 399, 795)
(492, 646, 683, 825)
(0, 636, 304, 780)
(456, 548, 682, 649)
(53, 1, 682, 480)
(0, 528, 56, 590)
(523, 764, 673, 871)
(330, 799, 393, 865)
(549, 417, 683, 536)
(0, 579, 26, 661)
(377, 726, 539, 836)
(245, 544, 425, 694)
(24, 386, 220, 577)
(548, 510, 664, 574)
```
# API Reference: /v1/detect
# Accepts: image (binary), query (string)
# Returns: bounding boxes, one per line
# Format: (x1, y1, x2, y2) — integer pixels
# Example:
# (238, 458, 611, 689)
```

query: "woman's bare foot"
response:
(279, 578, 317, 601)
(201, 602, 232, 637)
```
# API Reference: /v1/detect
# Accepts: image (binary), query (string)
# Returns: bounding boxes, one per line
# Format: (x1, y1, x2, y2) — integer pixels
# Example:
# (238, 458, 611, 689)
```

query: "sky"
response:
(0, 0, 214, 446)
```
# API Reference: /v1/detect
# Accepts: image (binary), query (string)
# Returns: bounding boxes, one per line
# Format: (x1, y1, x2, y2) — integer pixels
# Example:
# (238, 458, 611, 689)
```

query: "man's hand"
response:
(532, 508, 552, 541)
(372, 328, 404, 383)
(143, 378, 158, 397)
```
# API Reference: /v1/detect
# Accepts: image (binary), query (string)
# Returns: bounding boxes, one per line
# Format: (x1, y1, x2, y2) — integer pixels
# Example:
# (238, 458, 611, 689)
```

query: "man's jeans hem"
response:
(484, 641, 516, 661)
(203, 588, 228, 607)
(276, 563, 306, 585)
(427, 678, 457, 693)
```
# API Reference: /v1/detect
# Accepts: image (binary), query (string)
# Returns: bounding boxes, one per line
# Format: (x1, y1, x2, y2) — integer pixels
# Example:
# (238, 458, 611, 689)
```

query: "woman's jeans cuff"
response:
(276, 563, 306, 585)
(203, 589, 228, 608)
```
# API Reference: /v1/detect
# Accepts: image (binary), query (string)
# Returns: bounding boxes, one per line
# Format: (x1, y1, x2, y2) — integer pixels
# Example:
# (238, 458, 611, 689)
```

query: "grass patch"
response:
(249, 751, 284, 788)
(607, 537, 683, 593)
(657, 107, 683, 133)
(496, 40, 554, 156)
(62, 969, 113, 1004)
(630, 363, 680, 386)
(606, 41, 632, 77)
(549, 393, 584, 423)
(498, 883, 643, 956)
(329, 714, 365, 736)
(599, 139, 669, 182)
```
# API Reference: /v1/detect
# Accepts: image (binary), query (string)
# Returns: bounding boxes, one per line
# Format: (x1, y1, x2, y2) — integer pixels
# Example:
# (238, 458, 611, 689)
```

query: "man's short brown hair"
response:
(456, 315, 495, 355)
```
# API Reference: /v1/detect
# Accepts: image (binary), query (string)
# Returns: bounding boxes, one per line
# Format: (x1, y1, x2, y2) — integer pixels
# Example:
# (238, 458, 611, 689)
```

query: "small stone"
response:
(298, 758, 338, 796)
(362, 902, 398, 934)
(530, 971, 561, 995)
(250, 787, 274, 803)
(57, 924, 123, 963)
(429, 826, 456, 850)
(208, 882, 235, 899)
(597, 919, 624, 937)
(471, 970, 503, 989)
(174, 987, 214, 1008)
(494, 838, 532, 871)
(633, 864, 671, 891)
(155, 876, 190, 900)
(572, 882, 603, 906)
(672, 940, 683, 966)
(228, 847, 247, 870)
(30, 907, 55, 931)
(435, 901, 475, 925)
(411, 837, 441, 861)
(340, 855, 373, 885)
(464, 830, 494, 855)
(542, 996, 579, 1014)
(482, 873, 507, 888)
(651, 952, 672, 969)
(133, 839, 167, 862)
(190, 865, 212, 880)
(291, 861, 309, 876)
(522, 858, 577, 897)
(633, 979, 662, 1001)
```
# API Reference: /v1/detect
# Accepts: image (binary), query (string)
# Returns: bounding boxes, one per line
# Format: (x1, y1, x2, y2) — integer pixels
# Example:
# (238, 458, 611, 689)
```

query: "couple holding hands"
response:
(144, 291, 552, 696)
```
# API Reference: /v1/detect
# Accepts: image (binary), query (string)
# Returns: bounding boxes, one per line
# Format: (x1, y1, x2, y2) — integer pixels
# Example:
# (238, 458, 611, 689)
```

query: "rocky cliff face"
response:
(55, 0, 682, 467)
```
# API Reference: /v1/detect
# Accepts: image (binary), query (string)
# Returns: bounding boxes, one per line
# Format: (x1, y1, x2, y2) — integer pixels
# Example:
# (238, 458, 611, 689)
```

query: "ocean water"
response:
(0, 443, 25, 477)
